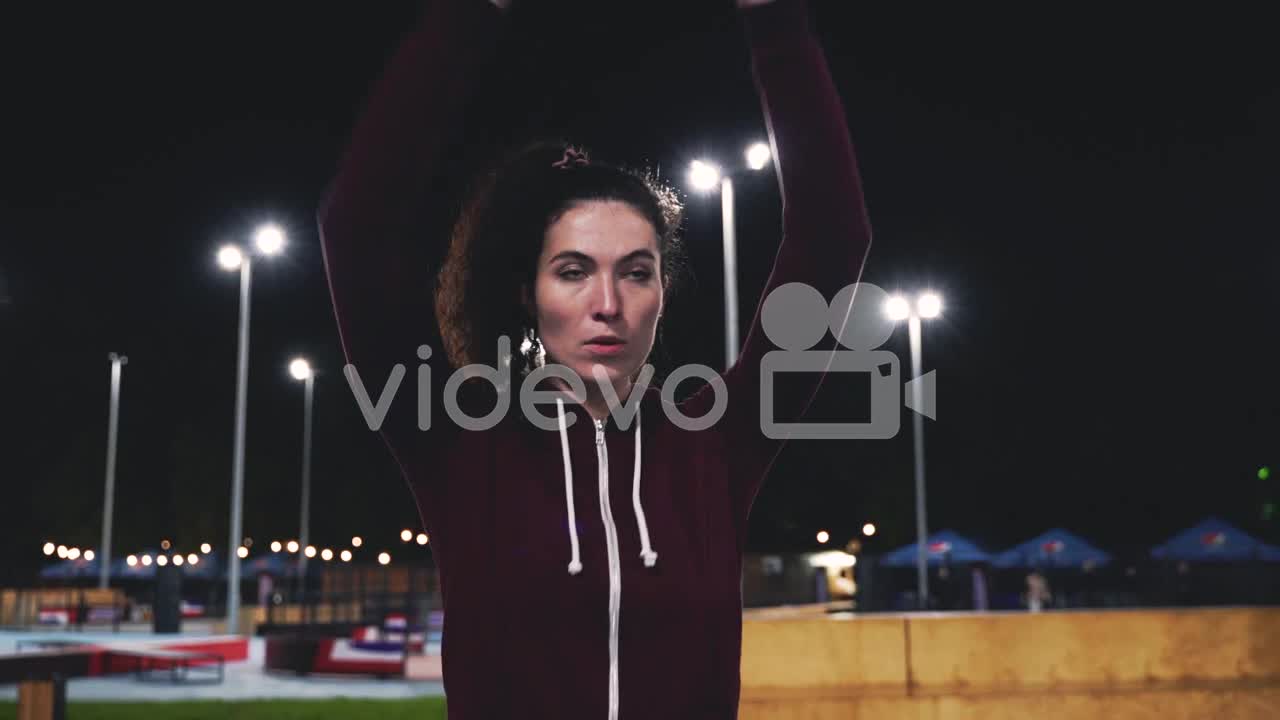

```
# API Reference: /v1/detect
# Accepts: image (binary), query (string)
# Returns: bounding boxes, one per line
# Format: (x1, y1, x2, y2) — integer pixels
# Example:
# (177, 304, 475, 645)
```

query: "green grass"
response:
(0, 698, 447, 720)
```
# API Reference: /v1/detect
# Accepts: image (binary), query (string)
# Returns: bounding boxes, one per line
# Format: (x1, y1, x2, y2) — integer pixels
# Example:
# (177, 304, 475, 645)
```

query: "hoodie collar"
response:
(518, 378, 662, 435)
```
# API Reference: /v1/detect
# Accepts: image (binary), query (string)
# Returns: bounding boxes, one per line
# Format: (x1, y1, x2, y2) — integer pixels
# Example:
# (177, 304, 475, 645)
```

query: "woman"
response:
(319, 0, 872, 716)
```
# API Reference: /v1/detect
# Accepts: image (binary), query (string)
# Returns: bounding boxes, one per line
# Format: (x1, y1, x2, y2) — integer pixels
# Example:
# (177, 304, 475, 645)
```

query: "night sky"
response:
(3, 1, 1278, 582)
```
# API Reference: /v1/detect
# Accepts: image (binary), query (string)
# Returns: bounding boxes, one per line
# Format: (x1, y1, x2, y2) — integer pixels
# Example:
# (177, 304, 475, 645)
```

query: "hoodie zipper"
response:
(595, 418, 622, 720)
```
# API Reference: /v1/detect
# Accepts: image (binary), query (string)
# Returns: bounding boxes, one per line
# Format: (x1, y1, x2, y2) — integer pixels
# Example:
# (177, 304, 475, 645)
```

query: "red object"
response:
(37, 606, 122, 625)
(15, 636, 249, 677)
(1201, 531, 1227, 547)
(151, 637, 249, 663)
(310, 638, 405, 675)
(37, 608, 73, 625)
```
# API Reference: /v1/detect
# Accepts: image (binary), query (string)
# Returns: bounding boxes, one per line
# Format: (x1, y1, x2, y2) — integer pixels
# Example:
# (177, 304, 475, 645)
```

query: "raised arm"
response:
(687, 0, 873, 529)
(737, 1, 873, 370)
(318, 0, 505, 457)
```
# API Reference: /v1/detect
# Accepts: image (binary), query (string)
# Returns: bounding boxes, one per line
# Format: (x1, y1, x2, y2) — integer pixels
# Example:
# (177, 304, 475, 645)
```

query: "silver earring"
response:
(524, 328, 545, 369)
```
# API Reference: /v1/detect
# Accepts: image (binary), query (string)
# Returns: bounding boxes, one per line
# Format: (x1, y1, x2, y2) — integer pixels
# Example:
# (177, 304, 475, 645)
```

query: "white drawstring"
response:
(555, 398, 654, 720)
(556, 399, 657, 573)
(631, 406, 657, 567)
(557, 398, 583, 575)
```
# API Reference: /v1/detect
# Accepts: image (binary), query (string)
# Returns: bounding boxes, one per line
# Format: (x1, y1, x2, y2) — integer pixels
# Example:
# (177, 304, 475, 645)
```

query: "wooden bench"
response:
(1, 640, 227, 719)
(0, 648, 94, 720)
(103, 646, 225, 684)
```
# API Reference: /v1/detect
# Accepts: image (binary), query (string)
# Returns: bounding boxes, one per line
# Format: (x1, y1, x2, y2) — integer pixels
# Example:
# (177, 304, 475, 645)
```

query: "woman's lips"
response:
(584, 341, 627, 357)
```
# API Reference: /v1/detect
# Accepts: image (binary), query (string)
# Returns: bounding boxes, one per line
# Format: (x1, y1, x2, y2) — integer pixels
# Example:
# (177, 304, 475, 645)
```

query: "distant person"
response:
(1122, 565, 1141, 606)
(75, 590, 88, 629)
(971, 563, 990, 611)
(936, 562, 960, 610)
(257, 573, 274, 609)
(1079, 559, 1099, 607)
(1025, 570, 1052, 612)
(318, 0, 873, 716)
(1174, 560, 1194, 606)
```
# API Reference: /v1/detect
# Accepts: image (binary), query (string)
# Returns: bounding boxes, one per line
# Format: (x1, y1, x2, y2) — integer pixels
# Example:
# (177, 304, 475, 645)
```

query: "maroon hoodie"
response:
(318, 0, 872, 716)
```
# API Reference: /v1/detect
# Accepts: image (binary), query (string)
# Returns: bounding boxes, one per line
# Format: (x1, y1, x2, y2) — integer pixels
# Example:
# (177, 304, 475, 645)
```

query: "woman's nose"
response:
(591, 278, 621, 320)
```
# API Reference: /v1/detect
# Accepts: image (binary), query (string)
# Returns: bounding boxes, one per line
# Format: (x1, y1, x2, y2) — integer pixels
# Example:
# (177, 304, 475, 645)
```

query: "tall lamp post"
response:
(688, 141, 773, 369)
(289, 358, 315, 580)
(99, 352, 127, 589)
(886, 291, 942, 609)
(217, 223, 285, 632)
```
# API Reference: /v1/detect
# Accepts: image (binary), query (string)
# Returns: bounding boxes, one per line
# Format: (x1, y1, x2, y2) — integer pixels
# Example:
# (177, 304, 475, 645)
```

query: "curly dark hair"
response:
(436, 141, 686, 380)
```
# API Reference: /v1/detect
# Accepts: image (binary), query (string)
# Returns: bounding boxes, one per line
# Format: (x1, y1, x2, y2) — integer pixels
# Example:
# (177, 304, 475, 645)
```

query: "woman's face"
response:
(532, 200, 663, 395)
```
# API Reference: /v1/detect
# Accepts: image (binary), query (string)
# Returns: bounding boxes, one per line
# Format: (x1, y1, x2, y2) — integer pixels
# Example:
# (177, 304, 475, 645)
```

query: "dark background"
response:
(3, 1, 1278, 582)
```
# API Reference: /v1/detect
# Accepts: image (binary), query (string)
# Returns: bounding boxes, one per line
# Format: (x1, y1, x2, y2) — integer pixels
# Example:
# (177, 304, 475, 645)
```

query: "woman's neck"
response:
(551, 375, 633, 423)
(585, 378, 633, 422)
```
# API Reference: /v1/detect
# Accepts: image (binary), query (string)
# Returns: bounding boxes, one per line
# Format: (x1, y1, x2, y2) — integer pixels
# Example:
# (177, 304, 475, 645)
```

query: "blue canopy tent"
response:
(102, 550, 224, 580)
(182, 551, 222, 580)
(111, 557, 149, 579)
(1151, 517, 1280, 563)
(993, 528, 1112, 569)
(108, 549, 163, 579)
(879, 530, 992, 567)
(243, 551, 303, 578)
(39, 556, 100, 580)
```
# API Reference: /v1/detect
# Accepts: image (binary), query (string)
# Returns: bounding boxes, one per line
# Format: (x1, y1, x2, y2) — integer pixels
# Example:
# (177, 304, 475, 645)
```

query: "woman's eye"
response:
(558, 268, 586, 280)
(627, 269, 653, 281)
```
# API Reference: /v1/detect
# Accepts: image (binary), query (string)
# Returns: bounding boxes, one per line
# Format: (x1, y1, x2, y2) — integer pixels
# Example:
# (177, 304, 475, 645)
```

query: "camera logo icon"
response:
(759, 281, 936, 440)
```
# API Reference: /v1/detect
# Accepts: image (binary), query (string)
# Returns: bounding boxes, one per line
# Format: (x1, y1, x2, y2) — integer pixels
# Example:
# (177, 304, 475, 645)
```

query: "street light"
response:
(687, 160, 721, 192)
(917, 293, 942, 319)
(886, 290, 943, 609)
(43, 543, 55, 556)
(745, 142, 771, 171)
(885, 296, 910, 322)
(218, 222, 287, 633)
(99, 352, 127, 589)
(289, 357, 316, 578)
(253, 225, 285, 255)
(287, 540, 299, 553)
(862, 523, 877, 538)
(687, 142, 772, 368)
(400, 529, 413, 543)
(217, 246, 243, 271)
